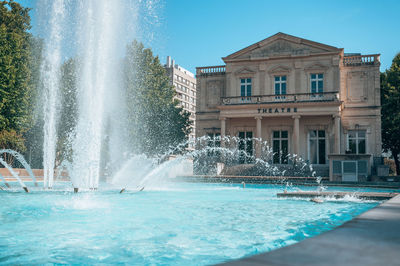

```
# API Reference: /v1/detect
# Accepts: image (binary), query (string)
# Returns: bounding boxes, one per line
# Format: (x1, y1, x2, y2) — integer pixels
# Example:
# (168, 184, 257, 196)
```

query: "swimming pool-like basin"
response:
(0, 183, 384, 265)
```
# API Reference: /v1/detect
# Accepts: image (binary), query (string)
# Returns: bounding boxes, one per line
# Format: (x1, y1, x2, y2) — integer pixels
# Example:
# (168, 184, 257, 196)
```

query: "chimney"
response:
(166, 56, 171, 67)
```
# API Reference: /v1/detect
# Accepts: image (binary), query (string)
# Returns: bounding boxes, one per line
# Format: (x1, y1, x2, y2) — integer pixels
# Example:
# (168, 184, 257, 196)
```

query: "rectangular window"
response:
(274, 76, 287, 99)
(333, 160, 342, 174)
(273, 130, 288, 164)
(240, 78, 252, 97)
(309, 130, 326, 164)
(207, 133, 220, 147)
(348, 130, 366, 154)
(238, 131, 253, 164)
(310, 73, 323, 93)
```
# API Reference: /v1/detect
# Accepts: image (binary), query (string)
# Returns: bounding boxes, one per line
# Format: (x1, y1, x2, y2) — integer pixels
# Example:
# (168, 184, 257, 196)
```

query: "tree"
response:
(0, 0, 33, 133)
(0, 129, 26, 165)
(23, 36, 44, 168)
(56, 58, 78, 164)
(381, 53, 400, 175)
(123, 41, 192, 156)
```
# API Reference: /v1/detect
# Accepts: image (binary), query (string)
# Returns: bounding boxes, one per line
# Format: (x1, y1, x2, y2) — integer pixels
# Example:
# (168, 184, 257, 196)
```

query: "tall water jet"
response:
(41, 0, 65, 189)
(71, 0, 123, 189)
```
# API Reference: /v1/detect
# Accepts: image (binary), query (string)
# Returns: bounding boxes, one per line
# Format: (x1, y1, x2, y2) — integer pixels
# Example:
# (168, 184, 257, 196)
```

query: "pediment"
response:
(223, 32, 342, 62)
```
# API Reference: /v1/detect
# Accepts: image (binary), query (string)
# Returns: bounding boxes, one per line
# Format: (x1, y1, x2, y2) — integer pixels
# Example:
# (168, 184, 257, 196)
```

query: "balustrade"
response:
(196, 65, 226, 76)
(221, 92, 339, 105)
(343, 54, 380, 66)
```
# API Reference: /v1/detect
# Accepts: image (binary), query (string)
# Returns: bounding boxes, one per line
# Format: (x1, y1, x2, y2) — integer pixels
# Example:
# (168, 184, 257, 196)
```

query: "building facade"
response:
(196, 33, 382, 181)
(165, 57, 197, 149)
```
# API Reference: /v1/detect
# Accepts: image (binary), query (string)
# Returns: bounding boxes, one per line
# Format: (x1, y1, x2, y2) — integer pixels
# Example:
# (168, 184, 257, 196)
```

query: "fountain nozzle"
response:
(74, 187, 79, 193)
(23, 187, 29, 193)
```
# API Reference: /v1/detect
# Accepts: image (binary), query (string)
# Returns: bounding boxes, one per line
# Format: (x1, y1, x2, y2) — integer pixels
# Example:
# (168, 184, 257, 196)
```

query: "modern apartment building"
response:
(196, 32, 382, 181)
(165, 57, 196, 149)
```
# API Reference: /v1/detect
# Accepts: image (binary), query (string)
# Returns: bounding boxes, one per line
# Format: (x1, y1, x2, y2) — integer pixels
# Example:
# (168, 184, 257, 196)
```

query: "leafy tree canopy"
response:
(381, 52, 400, 174)
(0, 129, 26, 165)
(123, 41, 192, 156)
(0, 0, 33, 133)
(56, 57, 78, 164)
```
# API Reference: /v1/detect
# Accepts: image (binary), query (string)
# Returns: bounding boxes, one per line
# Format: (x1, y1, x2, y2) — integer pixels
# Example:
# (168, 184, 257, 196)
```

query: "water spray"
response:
(0, 149, 38, 186)
(310, 198, 324, 203)
(0, 157, 28, 193)
(0, 173, 10, 188)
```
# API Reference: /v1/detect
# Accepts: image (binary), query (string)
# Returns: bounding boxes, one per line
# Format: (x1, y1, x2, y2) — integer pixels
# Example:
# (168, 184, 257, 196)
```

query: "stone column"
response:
(220, 117, 226, 148)
(255, 116, 262, 158)
(333, 114, 341, 154)
(292, 115, 300, 156)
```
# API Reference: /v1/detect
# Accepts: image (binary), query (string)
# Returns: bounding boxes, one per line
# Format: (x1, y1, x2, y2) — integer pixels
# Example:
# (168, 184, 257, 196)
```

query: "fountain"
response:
(0, 1, 394, 265)
(0, 172, 10, 188)
(37, 0, 137, 190)
(0, 149, 38, 186)
(41, 0, 65, 189)
(4, 0, 322, 193)
(0, 157, 28, 192)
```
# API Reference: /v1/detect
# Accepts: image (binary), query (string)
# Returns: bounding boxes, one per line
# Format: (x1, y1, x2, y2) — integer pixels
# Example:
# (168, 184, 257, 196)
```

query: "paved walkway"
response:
(220, 194, 400, 266)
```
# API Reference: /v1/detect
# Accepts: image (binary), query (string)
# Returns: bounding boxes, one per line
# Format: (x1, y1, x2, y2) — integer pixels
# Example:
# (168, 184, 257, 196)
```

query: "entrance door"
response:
(342, 161, 358, 182)
(238, 131, 253, 164)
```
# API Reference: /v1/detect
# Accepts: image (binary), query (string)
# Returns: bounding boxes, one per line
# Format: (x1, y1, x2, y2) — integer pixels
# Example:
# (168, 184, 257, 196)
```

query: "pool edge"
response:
(218, 194, 400, 266)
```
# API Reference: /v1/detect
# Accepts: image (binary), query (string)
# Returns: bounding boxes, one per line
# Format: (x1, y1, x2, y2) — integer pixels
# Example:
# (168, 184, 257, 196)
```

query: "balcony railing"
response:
(196, 65, 226, 76)
(221, 92, 340, 105)
(343, 54, 380, 66)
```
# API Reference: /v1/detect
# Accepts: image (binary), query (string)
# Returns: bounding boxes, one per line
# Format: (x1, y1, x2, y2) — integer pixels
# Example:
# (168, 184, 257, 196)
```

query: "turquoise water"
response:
(0, 183, 382, 265)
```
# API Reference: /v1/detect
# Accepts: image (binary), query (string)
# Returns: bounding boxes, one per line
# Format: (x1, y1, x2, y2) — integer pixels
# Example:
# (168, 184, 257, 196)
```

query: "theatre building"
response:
(195, 33, 382, 181)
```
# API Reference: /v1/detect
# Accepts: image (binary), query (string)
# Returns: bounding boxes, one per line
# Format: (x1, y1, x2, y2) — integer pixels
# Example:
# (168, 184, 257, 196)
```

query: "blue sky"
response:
(18, 0, 400, 73)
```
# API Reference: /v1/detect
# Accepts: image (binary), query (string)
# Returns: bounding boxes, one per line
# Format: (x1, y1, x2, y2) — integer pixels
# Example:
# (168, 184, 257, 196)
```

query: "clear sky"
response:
(17, 0, 400, 73)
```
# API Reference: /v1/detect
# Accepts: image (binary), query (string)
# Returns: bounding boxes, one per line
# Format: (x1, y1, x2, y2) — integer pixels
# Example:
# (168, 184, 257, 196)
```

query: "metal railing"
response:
(221, 91, 340, 105)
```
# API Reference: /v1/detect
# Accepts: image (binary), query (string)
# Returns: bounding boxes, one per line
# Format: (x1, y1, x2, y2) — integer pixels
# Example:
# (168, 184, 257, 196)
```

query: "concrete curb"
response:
(219, 194, 400, 266)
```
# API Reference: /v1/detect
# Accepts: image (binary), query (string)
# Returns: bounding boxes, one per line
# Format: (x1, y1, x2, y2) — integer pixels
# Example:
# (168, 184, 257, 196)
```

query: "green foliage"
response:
(123, 41, 192, 156)
(0, 129, 26, 151)
(0, 130, 26, 165)
(0, 0, 33, 133)
(381, 52, 400, 174)
(56, 58, 78, 163)
(23, 36, 44, 168)
(0, 129, 26, 165)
